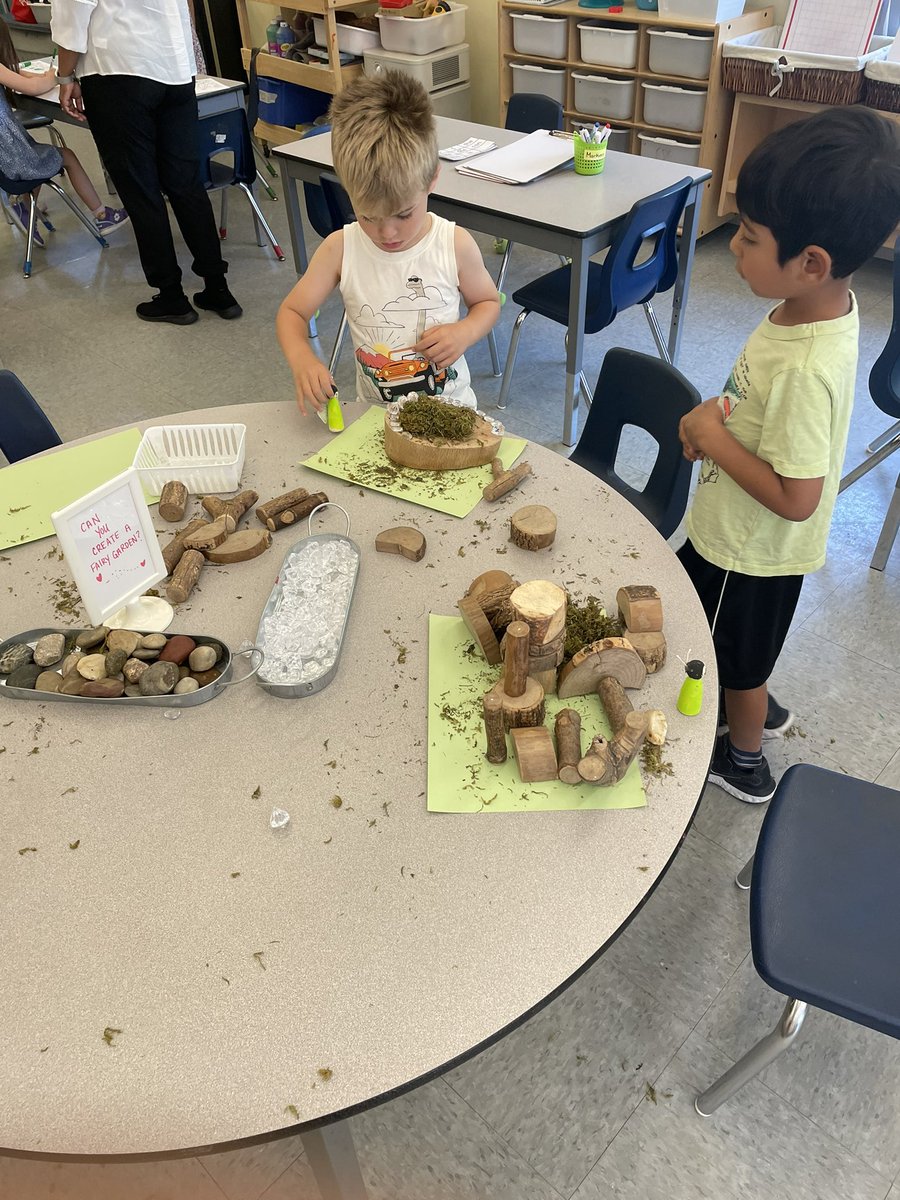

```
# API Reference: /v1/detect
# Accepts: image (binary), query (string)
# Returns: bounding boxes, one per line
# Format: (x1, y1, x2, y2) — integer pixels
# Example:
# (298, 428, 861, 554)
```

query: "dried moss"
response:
(563, 596, 623, 662)
(398, 396, 476, 442)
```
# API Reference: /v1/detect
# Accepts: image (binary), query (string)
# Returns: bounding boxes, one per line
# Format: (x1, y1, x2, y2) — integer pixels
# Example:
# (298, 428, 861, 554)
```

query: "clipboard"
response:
(455, 129, 574, 185)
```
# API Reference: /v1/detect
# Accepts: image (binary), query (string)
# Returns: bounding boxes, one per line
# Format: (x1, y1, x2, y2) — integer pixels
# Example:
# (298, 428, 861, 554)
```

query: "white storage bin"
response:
(312, 17, 380, 58)
(573, 71, 635, 120)
(133, 425, 247, 494)
(659, 0, 744, 19)
(578, 22, 638, 69)
(510, 61, 567, 106)
(510, 13, 567, 61)
(641, 80, 706, 131)
(638, 132, 701, 166)
(647, 28, 714, 79)
(377, 2, 466, 55)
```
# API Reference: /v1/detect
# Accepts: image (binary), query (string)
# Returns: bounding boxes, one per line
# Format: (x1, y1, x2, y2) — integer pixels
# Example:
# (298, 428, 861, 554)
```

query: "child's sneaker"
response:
(10, 200, 43, 246)
(763, 693, 795, 740)
(708, 734, 776, 804)
(96, 206, 129, 234)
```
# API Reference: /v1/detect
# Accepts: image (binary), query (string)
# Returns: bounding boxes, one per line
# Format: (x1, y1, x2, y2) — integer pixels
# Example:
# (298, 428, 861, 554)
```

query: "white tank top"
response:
(339, 214, 476, 408)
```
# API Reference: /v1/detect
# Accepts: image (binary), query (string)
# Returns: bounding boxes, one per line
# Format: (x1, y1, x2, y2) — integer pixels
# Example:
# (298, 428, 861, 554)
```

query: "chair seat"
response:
(751, 763, 900, 1039)
(16, 113, 53, 131)
(511, 261, 659, 335)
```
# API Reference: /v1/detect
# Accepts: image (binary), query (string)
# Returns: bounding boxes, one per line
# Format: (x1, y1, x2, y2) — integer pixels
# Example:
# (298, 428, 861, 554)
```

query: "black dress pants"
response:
(79, 74, 226, 293)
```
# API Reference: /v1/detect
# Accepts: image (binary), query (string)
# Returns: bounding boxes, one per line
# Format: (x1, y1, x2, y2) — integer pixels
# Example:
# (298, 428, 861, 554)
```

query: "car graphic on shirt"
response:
(370, 350, 448, 402)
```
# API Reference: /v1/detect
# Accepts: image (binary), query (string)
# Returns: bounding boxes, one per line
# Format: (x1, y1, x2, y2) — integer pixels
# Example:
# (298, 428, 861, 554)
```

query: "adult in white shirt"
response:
(51, 0, 242, 325)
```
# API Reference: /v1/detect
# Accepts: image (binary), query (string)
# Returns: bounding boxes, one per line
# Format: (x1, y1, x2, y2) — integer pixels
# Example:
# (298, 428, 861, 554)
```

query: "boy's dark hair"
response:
(736, 107, 900, 278)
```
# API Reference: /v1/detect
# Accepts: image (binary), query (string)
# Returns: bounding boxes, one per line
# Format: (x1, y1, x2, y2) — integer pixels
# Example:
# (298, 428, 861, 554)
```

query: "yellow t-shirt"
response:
(686, 296, 859, 577)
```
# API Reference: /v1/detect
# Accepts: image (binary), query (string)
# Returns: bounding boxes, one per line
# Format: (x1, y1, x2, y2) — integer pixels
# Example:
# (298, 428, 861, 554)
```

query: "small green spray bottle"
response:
(677, 658, 705, 716)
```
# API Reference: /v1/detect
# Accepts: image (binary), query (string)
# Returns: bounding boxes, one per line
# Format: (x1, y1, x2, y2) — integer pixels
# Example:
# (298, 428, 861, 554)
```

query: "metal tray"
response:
(0, 629, 263, 708)
(256, 504, 360, 699)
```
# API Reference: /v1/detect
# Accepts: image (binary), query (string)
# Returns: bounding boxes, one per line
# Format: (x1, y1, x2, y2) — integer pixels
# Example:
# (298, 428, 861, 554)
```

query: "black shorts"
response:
(677, 540, 803, 691)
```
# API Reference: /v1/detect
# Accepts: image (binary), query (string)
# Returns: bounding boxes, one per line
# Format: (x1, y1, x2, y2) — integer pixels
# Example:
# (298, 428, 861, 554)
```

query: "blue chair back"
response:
(196, 107, 255, 191)
(320, 171, 353, 229)
(505, 93, 563, 134)
(869, 234, 900, 421)
(569, 347, 699, 539)
(301, 125, 338, 240)
(0, 369, 61, 463)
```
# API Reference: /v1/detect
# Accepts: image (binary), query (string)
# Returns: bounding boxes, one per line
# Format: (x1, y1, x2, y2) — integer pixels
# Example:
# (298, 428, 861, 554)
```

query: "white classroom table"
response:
(274, 116, 711, 447)
(16, 72, 246, 126)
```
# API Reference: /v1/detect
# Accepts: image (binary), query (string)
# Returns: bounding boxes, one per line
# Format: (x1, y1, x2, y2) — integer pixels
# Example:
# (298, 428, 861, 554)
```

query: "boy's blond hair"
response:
(328, 71, 439, 215)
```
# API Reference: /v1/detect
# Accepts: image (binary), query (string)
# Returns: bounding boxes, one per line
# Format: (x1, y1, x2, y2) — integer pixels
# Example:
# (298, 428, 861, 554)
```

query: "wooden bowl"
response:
(383, 409, 503, 471)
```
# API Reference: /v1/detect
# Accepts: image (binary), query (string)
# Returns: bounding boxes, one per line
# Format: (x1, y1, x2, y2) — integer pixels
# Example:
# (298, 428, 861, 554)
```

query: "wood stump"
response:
(158, 481, 188, 523)
(375, 527, 426, 562)
(510, 505, 557, 551)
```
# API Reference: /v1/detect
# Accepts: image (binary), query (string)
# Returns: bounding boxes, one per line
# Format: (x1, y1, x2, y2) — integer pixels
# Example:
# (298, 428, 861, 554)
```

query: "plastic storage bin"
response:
(132, 425, 247, 494)
(638, 132, 701, 166)
(256, 78, 330, 128)
(578, 22, 639, 69)
(573, 71, 635, 120)
(311, 17, 380, 57)
(377, 2, 466, 55)
(636, 0, 658, 10)
(647, 28, 714, 79)
(510, 61, 567, 105)
(510, 13, 567, 60)
(659, 0, 744, 20)
(641, 80, 706, 131)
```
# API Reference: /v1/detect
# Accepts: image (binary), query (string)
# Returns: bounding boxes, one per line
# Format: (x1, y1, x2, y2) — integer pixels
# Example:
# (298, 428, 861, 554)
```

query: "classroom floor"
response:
(2, 124, 900, 1200)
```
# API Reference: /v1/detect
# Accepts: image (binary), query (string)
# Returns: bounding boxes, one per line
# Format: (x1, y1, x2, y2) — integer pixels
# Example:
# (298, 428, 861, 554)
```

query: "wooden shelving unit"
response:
(498, 0, 773, 238)
(235, 0, 375, 142)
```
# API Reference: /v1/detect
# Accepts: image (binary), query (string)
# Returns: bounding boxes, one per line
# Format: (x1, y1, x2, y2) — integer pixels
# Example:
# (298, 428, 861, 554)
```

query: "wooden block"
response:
(616, 585, 663, 634)
(486, 677, 545, 730)
(458, 595, 502, 665)
(510, 505, 556, 551)
(204, 529, 272, 564)
(510, 580, 567, 647)
(510, 726, 558, 783)
(183, 513, 234, 551)
(626, 630, 667, 673)
(375, 526, 426, 562)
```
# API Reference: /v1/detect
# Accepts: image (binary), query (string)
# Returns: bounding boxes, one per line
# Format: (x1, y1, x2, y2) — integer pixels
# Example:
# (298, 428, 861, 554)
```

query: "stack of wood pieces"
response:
(159, 488, 271, 605)
(616, 584, 666, 672)
(457, 569, 520, 666)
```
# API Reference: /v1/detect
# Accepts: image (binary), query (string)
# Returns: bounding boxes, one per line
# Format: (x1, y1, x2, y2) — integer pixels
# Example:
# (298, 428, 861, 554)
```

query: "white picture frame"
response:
(51, 468, 167, 626)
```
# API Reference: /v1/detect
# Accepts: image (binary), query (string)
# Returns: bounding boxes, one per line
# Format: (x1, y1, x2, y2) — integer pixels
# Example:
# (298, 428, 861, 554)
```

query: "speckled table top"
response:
(0, 401, 716, 1157)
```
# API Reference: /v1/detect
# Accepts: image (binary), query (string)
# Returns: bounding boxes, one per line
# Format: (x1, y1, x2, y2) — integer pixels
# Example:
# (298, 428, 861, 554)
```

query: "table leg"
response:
(563, 248, 590, 448)
(301, 1121, 369, 1200)
(667, 183, 702, 367)
(277, 159, 318, 339)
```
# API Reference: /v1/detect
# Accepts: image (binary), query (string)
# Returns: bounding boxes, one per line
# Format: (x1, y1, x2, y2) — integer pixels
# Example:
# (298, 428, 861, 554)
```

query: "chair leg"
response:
(839, 429, 900, 492)
(256, 167, 278, 202)
(328, 309, 348, 376)
(866, 419, 900, 456)
(219, 188, 228, 240)
(43, 180, 109, 249)
(643, 300, 673, 365)
(23, 195, 37, 278)
(694, 998, 808, 1117)
(579, 371, 592, 409)
(48, 125, 68, 152)
(497, 309, 530, 411)
(0, 192, 13, 226)
(870, 473, 900, 572)
(736, 854, 754, 890)
(238, 182, 285, 261)
(496, 241, 513, 298)
(487, 329, 501, 377)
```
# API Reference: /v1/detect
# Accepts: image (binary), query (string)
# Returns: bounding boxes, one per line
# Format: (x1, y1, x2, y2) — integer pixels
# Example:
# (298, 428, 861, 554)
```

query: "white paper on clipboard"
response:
(455, 130, 574, 185)
(779, 0, 883, 57)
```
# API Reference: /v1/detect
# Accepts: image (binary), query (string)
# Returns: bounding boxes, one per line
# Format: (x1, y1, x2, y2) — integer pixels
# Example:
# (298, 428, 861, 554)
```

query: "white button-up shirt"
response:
(51, 0, 197, 85)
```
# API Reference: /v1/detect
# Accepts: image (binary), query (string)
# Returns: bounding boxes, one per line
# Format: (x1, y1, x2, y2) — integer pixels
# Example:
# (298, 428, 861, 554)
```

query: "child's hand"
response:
(291, 357, 336, 417)
(679, 397, 725, 461)
(415, 322, 468, 371)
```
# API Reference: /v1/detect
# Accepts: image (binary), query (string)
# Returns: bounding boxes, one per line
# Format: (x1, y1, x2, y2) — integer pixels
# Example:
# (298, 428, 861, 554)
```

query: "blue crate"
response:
(257, 77, 330, 128)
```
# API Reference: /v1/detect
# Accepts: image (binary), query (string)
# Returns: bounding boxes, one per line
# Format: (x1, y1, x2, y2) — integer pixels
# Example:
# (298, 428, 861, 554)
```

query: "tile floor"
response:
(1, 124, 899, 1200)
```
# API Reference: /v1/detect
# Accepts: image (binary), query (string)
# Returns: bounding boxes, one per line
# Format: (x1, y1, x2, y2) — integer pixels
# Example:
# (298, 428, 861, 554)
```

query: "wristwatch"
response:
(55, 73, 77, 85)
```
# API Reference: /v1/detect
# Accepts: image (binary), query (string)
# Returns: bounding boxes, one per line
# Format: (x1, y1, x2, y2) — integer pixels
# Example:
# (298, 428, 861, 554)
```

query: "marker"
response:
(317, 392, 344, 432)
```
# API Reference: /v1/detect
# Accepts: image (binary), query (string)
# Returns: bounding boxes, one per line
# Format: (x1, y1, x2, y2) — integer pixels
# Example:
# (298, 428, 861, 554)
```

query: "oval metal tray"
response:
(0, 629, 262, 708)
(256, 504, 360, 699)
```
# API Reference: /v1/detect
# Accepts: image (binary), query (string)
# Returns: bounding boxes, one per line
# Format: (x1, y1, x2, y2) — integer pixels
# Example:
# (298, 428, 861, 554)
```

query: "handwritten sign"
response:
(51, 469, 167, 625)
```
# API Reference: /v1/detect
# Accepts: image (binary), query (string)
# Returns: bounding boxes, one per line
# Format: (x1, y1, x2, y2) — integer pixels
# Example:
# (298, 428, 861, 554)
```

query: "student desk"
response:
(274, 117, 711, 448)
(0, 401, 716, 1200)
(15, 73, 246, 127)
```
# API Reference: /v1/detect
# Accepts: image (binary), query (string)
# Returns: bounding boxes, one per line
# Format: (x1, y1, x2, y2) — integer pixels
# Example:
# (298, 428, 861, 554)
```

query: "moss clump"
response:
(398, 396, 477, 443)
(563, 596, 623, 662)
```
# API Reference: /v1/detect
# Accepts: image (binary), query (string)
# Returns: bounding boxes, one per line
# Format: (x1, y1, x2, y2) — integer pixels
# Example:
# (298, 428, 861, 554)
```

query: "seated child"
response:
(0, 26, 128, 243)
(677, 106, 900, 804)
(277, 71, 500, 413)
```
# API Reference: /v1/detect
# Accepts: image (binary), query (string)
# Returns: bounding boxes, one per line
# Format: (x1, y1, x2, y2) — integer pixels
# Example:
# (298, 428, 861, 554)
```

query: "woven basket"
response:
(721, 27, 891, 105)
(864, 61, 900, 114)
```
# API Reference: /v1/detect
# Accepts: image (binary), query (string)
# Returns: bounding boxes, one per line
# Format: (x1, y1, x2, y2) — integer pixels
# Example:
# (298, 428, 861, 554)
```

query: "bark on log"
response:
(162, 518, 208, 575)
(158, 481, 188, 523)
(166, 549, 205, 604)
(510, 505, 557, 551)
(458, 596, 502, 666)
(503, 621, 530, 699)
(183, 513, 235, 550)
(204, 529, 272, 563)
(201, 490, 259, 528)
(577, 711, 648, 786)
(486, 677, 546, 730)
(626, 630, 667, 673)
(555, 709, 582, 784)
(264, 492, 329, 532)
(597, 675, 634, 736)
(616, 585, 663, 634)
(255, 488, 311, 526)
(483, 693, 507, 764)
(482, 458, 532, 502)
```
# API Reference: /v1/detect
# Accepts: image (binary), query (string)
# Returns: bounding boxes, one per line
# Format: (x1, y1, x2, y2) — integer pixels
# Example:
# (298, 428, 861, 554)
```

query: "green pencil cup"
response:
(574, 139, 607, 176)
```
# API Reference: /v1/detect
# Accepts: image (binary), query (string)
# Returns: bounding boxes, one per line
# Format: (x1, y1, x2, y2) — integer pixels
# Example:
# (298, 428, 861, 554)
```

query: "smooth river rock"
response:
(0, 643, 34, 674)
(7, 663, 42, 689)
(81, 678, 126, 699)
(76, 653, 108, 681)
(75, 627, 108, 650)
(35, 670, 63, 693)
(188, 645, 218, 672)
(33, 633, 66, 667)
(106, 629, 141, 656)
(138, 661, 179, 696)
(158, 635, 196, 665)
(174, 677, 200, 695)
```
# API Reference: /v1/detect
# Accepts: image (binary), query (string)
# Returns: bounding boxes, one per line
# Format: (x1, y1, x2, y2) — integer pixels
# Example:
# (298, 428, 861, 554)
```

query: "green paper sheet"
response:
(0, 429, 144, 551)
(302, 406, 527, 518)
(427, 615, 647, 813)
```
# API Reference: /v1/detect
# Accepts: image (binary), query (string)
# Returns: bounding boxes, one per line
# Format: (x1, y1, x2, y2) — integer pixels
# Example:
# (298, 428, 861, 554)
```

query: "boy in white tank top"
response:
(277, 72, 500, 414)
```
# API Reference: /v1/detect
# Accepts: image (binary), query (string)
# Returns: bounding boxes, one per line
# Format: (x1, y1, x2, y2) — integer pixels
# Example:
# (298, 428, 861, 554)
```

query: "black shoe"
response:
(136, 293, 198, 325)
(763, 693, 795, 740)
(193, 285, 242, 319)
(708, 734, 776, 804)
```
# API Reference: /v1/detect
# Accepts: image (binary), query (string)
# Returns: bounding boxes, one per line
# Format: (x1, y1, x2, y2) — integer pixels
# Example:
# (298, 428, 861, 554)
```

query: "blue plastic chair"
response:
(569, 347, 700, 539)
(196, 107, 285, 260)
(0, 369, 61, 463)
(497, 176, 692, 412)
(0, 162, 108, 278)
(838, 235, 900, 571)
(695, 763, 900, 1117)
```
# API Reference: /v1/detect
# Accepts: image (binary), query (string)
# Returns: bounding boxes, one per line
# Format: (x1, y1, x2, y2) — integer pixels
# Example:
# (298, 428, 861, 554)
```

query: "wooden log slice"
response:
(510, 580, 567, 648)
(458, 596, 502, 666)
(510, 726, 558, 783)
(204, 529, 272, 564)
(158, 481, 188, 523)
(375, 527, 426, 562)
(510, 505, 556, 551)
(558, 637, 646, 699)
(183, 513, 235, 550)
(486, 677, 546, 731)
(161, 518, 207, 576)
(383, 411, 502, 471)
(465, 570, 517, 601)
(616, 585, 663, 634)
(626, 630, 667, 673)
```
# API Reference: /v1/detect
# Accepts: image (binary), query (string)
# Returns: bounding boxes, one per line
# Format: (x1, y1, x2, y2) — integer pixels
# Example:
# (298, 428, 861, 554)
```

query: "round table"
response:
(0, 402, 716, 1193)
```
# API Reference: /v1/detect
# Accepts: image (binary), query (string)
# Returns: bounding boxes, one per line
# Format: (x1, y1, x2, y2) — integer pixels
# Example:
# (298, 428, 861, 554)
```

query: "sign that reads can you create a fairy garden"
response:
(52, 468, 167, 625)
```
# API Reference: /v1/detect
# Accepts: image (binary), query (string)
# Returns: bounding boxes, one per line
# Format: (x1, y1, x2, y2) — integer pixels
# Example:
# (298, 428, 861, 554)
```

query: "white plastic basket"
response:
(511, 13, 568, 60)
(312, 17, 380, 57)
(573, 71, 635, 120)
(647, 28, 714, 80)
(578, 23, 639, 70)
(510, 61, 567, 105)
(641, 80, 707, 131)
(638, 132, 701, 165)
(132, 424, 247, 494)
(377, 3, 466, 55)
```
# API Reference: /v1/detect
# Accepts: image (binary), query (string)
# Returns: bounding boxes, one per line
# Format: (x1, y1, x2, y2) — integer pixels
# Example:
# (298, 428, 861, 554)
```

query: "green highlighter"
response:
(317, 392, 344, 433)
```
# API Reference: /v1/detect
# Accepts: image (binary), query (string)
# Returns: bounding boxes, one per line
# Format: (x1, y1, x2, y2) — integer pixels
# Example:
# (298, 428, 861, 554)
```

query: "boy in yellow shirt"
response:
(678, 106, 900, 803)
